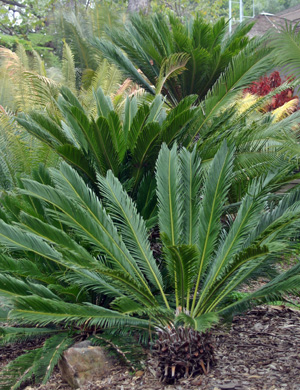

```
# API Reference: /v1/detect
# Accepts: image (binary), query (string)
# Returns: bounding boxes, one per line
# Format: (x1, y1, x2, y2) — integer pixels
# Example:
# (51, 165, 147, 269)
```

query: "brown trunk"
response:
(128, 0, 150, 13)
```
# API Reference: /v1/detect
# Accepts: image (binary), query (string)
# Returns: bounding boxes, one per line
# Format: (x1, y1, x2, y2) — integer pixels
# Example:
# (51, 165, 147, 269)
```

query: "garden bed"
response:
(1, 305, 299, 390)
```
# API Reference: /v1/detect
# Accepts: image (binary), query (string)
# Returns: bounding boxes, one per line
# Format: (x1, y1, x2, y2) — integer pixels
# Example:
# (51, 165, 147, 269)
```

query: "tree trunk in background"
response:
(128, 0, 150, 13)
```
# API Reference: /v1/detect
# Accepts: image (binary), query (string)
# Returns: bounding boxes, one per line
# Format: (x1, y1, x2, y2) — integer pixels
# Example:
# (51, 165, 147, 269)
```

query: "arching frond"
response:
(0, 333, 72, 390)
(156, 53, 190, 94)
(98, 170, 167, 305)
(156, 143, 181, 246)
(190, 142, 234, 314)
(62, 40, 76, 91)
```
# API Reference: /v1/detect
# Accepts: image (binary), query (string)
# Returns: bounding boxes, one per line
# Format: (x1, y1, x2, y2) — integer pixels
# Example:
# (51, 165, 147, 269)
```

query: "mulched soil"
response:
(1, 305, 300, 390)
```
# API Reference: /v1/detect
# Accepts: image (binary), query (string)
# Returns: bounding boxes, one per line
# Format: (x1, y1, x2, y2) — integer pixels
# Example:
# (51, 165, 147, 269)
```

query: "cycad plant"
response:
(95, 14, 270, 105)
(0, 42, 127, 191)
(1, 142, 300, 387)
(271, 23, 300, 80)
(0, 42, 124, 115)
(16, 80, 300, 208)
(16, 87, 197, 200)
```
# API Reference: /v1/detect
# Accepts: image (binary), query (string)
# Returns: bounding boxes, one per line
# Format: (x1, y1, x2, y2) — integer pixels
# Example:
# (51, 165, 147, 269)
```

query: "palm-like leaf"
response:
(96, 14, 263, 106)
(0, 333, 72, 390)
(0, 143, 299, 328)
(1, 144, 300, 388)
(271, 23, 300, 79)
(17, 87, 197, 195)
(62, 40, 76, 92)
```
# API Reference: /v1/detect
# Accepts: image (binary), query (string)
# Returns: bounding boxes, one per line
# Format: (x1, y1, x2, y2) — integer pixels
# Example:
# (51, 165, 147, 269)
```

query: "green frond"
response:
(110, 296, 144, 314)
(91, 60, 122, 96)
(21, 172, 150, 286)
(123, 95, 138, 145)
(107, 111, 126, 161)
(198, 174, 275, 309)
(146, 94, 166, 124)
(127, 102, 150, 151)
(64, 266, 157, 307)
(156, 53, 190, 95)
(94, 38, 155, 94)
(0, 253, 54, 284)
(0, 332, 72, 390)
(0, 219, 61, 263)
(271, 24, 300, 79)
(62, 40, 76, 91)
(56, 144, 96, 182)
(136, 172, 157, 225)
(59, 85, 84, 111)
(98, 170, 167, 305)
(202, 245, 273, 313)
(131, 121, 161, 192)
(167, 245, 200, 308)
(156, 143, 181, 246)
(0, 327, 59, 346)
(97, 13, 260, 105)
(179, 146, 202, 246)
(220, 262, 300, 318)
(18, 212, 98, 269)
(63, 12, 99, 70)
(191, 141, 234, 314)
(15, 44, 29, 69)
(175, 312, 219, 333)
(9, 296, 151, 329)
(37, 333, 74, 384)
(250, 188, 300, 245)
(90, 116, 121, 175)
(188, 37, 273, 145)
(0, 306, 9, 321)
(0, 349, 41, 390)
(82, 61, 123, 116)
(30, 49, 46, 76)
(0, 274, 60, 301)
(161, 94, 197, 145)
(93, 86, 114, 118)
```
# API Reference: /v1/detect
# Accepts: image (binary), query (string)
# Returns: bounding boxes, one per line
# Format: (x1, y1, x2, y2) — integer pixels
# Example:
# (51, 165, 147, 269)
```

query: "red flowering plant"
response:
(244, 71, 299, 114)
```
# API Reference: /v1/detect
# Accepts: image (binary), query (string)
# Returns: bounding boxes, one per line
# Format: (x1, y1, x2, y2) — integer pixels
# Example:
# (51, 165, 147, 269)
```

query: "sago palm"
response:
(186, 78, 300, 202)
(16, 86, 197, 200)
(1, 143, 300, 387)
(16, 80, 300, 206)
(0, 43, 129, 191)
(271, 23, 300, 80)
(95, 13, 272, 106)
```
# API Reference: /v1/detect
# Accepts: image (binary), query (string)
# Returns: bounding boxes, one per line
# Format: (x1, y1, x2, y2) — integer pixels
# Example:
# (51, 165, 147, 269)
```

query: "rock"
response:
(58, 342, 112, 389)
(72, 340, 92, 348)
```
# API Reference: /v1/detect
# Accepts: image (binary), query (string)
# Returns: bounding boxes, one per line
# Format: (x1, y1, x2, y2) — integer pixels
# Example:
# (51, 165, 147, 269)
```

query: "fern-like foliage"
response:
(0, 143, 300, 383)
(0, 333, 72, 390)
(95, 14, 270, 106)
(271, 23, 300, 80)
(16, 87, 197, 198)
(17, 82, 300, 207)
(0, 107, 59, 192)
(0, 143, 300, 386)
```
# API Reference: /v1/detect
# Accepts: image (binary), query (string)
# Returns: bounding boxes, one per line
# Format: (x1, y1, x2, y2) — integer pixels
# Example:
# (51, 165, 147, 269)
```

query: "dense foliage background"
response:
(1, 0, 300, 388)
